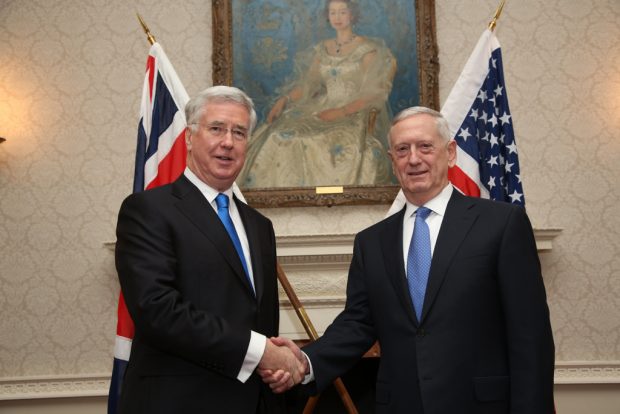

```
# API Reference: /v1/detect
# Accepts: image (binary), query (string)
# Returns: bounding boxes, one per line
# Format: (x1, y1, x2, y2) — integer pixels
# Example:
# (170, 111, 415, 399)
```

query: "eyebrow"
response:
(207, 120, 248, 131)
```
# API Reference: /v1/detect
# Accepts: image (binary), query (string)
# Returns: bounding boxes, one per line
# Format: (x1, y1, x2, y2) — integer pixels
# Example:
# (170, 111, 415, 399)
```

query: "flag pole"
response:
(137, 13, 156, 45)
(488, 0, 506, 31)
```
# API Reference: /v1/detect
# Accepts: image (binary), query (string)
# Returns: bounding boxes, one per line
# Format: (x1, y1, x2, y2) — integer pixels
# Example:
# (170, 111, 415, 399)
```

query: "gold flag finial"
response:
(488, 0, 506, 31)
(137, 13, 156, 45)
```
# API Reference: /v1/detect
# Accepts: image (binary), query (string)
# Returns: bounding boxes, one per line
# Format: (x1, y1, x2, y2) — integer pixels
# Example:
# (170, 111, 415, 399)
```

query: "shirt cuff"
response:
(237, 331, 266, 383)
(301, 351, 315, 384)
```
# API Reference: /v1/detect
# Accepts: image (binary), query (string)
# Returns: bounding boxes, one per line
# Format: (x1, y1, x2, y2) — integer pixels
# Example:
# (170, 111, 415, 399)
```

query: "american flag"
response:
(444, 28, 524, 205)
(387, 29, 524, 216)
(107, 42, 189, 414)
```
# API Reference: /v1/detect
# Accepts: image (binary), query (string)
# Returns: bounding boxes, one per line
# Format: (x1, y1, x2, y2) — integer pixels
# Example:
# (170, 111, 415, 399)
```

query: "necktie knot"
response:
(216, 193, 229, 209)
(416, 206, 432, 221)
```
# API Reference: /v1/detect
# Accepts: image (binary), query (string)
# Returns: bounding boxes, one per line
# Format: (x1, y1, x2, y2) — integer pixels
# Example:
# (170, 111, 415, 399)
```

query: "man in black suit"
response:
(115, 86, 303, 413)
(263, 107, 555, 413)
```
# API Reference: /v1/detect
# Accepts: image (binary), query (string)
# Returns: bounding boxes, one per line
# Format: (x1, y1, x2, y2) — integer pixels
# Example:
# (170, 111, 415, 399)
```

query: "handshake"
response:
(257, 337, 309, 393)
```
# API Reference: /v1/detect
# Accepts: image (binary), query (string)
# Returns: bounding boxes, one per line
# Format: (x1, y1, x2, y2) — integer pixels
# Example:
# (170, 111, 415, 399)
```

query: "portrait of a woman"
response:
(238, 0, 398, 188)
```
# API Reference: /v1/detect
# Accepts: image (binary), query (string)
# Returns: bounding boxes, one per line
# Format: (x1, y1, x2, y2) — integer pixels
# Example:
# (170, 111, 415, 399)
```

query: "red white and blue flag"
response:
(387, 29, 524, 215)
(107, 42, 189, 414)
(108, 42, 247, 414)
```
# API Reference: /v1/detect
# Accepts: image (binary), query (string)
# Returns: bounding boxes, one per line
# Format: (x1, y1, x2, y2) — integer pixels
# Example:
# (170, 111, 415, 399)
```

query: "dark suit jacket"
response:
(115, 175, 285, 414)
(304, 190, 555, 414)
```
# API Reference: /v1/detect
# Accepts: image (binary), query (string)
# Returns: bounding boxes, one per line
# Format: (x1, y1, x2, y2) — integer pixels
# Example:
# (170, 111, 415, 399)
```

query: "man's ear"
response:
(185, 129, 192, 150)
(447, 140, 457, 168)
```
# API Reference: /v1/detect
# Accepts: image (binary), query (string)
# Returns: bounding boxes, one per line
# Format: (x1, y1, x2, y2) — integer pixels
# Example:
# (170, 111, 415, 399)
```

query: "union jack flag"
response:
(108, 42, 247, 414)
(387, 29, 524, 215)
(107, 42, 189, 414)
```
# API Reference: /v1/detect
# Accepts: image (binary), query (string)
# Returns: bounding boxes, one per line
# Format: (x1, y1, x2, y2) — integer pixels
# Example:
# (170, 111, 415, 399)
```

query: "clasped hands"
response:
(257, 337, 308, 393)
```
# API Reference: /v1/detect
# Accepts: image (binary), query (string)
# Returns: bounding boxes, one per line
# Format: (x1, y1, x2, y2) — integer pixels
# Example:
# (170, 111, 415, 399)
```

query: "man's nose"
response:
(220, 129, 235, 147)
(407, 149, 422, 164)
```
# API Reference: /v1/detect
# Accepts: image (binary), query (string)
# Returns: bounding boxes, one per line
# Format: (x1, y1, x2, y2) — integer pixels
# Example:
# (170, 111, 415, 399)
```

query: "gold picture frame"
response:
(212, 0, 439, 208)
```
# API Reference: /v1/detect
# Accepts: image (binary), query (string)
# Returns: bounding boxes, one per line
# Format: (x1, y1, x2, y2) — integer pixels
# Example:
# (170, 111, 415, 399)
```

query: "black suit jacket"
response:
(115, 175, 285, 413)
(304, 190, 555, 414)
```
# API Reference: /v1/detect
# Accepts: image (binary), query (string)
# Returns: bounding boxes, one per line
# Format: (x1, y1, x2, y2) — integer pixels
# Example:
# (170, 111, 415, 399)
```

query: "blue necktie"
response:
(215, 193, 253, 291)
(407, 207, 432, 320)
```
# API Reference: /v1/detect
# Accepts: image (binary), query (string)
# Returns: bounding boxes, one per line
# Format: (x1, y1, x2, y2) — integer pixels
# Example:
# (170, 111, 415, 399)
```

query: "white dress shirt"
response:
(402, 184, 453, 270)
(303, 184, 455, 384)
(184, 167, 265, 383)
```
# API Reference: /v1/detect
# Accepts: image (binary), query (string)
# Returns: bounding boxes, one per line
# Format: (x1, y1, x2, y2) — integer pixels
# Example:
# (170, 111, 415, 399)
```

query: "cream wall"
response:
(0, 0, 619, 413)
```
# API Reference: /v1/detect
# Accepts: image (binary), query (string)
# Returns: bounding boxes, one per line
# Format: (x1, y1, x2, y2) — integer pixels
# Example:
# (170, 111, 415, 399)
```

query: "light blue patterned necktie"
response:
(407, 206, 432, 320)
(215, 193, 253, 292)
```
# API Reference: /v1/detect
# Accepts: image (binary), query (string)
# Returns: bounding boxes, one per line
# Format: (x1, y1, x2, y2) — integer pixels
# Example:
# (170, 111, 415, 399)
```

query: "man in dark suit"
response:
(263, 107, 555, 413)
(115, 86, 303, 414)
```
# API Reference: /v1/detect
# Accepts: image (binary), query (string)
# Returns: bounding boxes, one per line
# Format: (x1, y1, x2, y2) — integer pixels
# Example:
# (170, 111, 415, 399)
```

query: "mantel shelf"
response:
(105, 228, 562, 260)
(274, 228, 562, 264)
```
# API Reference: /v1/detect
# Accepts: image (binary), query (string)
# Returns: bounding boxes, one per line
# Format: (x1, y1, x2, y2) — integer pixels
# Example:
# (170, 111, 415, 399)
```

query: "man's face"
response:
(186, 101, 249, 191)
(388, 113, 456, 205)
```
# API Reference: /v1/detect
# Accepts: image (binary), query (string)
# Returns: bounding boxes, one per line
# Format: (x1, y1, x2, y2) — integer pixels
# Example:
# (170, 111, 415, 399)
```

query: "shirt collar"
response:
(183, 167, 233, 204)
(404, 184, 453, 219)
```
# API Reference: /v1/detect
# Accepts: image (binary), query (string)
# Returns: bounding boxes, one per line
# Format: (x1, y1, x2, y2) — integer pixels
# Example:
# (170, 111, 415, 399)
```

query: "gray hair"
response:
(185, 85, 257, 136)
(388, 106, 451, 144)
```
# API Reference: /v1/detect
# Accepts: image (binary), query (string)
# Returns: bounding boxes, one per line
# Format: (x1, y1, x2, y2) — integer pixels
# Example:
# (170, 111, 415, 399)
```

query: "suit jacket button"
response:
(416, 328, 426, 337)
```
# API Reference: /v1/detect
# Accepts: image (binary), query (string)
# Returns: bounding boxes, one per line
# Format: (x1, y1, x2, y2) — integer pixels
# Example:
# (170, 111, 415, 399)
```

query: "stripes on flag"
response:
(387, 29, 524, 216)
(108, 42, 248, 414)
(108, 42, 189, 414)
(443, 29, 524, 205)
(134, 45, 189, 193)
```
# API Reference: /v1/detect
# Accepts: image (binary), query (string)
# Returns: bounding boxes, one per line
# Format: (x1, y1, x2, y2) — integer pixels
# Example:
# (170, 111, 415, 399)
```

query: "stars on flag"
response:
(453, 48, 525, 206)
(458, 127, 472, 141)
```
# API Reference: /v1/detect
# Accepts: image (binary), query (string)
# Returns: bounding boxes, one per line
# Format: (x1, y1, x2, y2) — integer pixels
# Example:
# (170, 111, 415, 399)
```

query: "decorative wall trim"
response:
(534, 228, 563, 251)
(280, 296, 345, 309)
(273, 228, 561, 271)
(554, 361, 620, 384)
(104, 228, 560, 257)
(0, 374, 109, 400)
(0, 361, 617, 400)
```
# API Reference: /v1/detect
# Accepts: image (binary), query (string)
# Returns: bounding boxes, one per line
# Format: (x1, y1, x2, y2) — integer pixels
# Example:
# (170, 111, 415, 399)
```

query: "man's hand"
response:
(257, 337, 308, 393)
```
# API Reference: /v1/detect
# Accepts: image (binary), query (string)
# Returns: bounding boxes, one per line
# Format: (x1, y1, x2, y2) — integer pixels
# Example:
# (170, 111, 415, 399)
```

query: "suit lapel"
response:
(421, 191, 478, 321)
(380, 207, 419, 325)
(172, 176, 255, 297)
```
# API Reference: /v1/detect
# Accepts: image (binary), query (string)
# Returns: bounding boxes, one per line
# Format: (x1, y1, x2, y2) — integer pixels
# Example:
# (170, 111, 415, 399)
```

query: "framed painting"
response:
(213, 0, 438, 207)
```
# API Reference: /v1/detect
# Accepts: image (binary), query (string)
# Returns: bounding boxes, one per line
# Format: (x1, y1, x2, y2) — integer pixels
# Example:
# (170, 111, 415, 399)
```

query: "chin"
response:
(406, 186, 432, 198)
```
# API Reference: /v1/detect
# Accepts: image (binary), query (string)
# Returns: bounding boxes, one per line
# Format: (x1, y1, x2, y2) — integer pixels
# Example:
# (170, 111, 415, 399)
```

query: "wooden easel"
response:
(276, 263, 359, 414)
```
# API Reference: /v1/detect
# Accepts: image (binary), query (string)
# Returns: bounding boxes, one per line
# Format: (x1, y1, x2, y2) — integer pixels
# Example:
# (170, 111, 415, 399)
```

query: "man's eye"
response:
(232, 129, 247, 139)
(209, 126, 224, 135)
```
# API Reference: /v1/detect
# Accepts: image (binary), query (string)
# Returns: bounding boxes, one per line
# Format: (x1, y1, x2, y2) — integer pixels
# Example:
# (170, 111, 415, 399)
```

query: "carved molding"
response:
(275, 228, 562, 270)
(104, 228, 561, 256)
(280, 296, 346, 309)
(0, 374, 109, 400)
(1, 361, 616, 400)
(554, 362, 620, 384)
(534, 228, 563, 251)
